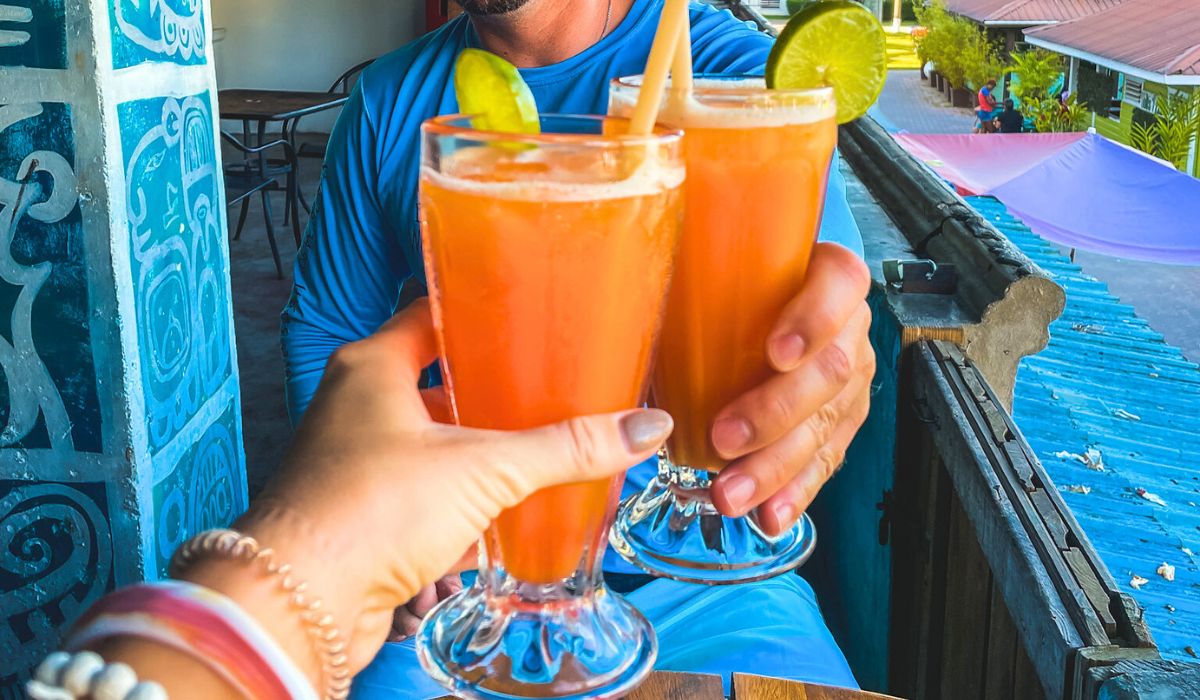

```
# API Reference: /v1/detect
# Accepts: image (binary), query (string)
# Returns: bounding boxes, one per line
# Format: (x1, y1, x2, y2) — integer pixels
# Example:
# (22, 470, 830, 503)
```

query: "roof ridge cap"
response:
(1164, 43, 1200, 76)
(990, 0, 1033, 20)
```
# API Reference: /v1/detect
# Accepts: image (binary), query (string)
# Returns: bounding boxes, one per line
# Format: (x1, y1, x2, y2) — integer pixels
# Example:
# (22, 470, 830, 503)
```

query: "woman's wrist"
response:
(200, 501, 408, 674)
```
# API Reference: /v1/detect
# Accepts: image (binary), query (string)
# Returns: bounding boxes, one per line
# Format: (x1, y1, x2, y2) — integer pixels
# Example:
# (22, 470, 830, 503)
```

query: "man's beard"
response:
(455, 0, 533, 15)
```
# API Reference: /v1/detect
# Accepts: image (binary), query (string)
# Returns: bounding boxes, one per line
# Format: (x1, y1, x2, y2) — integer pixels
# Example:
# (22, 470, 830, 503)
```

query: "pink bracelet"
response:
(67, 581, 317, 700)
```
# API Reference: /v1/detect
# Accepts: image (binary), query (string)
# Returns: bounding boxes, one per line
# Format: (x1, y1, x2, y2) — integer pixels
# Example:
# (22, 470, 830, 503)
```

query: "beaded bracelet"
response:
(27, 650, 166, 700)
(169, 529, 351, 700)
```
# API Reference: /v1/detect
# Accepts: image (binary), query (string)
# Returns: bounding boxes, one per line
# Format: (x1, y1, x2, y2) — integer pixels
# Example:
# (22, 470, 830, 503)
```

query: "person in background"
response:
(976, 78, 998, 133)
(28, 302, 677, 700)
(995, 98, 1024, 134)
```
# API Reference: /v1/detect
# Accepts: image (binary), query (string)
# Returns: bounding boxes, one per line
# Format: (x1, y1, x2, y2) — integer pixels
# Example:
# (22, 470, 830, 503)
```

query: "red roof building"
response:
(944, 0, 1123, 27)
(1025, 0, 1200, 84)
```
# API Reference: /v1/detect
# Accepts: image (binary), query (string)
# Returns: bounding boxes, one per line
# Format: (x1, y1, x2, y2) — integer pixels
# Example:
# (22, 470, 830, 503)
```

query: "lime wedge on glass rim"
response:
(454, 48, 541, 134)
(766, 0, 888, 124)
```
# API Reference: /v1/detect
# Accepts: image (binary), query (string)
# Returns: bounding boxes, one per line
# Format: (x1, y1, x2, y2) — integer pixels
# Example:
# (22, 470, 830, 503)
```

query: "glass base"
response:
(416, 570, 657, 700)
(609, 461, 817, 584)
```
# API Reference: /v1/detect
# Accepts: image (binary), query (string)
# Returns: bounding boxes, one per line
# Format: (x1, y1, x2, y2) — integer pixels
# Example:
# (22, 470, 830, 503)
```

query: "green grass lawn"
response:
(885, 30, 921, 71)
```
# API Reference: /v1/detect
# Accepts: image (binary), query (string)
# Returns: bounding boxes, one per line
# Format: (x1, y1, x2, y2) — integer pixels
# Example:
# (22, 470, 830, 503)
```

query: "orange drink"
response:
(609, 76, 836, 584)
(418, 116, 683, 584)
(647, 82, 836, 471)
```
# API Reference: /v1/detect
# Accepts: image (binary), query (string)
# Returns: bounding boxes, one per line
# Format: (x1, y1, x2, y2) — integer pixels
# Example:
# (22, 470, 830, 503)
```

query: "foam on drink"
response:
(422, 143, 684, 202)
(611, 77, 836, 128)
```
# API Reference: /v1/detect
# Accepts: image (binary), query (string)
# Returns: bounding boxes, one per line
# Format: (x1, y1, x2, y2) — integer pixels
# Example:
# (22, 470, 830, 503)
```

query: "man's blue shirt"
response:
(281, 0, 864, 420)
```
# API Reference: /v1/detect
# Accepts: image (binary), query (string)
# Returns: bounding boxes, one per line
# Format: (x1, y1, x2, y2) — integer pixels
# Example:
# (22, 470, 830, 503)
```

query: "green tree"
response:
(1009, 49, 1063, 107)
(960, 29, 1005, 90)
(912, 1, 998, 89)
(1027, 95, 1090, 133)
(1131, 91, 1200, 171)
(912, 0, 950, 66)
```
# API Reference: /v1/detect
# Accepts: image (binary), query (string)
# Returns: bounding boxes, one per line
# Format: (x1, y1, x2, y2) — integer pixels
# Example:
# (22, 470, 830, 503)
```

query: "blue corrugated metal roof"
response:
(969, 195, 1200, 661)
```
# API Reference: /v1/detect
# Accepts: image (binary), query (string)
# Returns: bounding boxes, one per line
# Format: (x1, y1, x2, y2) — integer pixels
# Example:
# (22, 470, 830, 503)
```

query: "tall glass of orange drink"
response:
(414, 114, 684, 699)
(608, 75, 837, 584)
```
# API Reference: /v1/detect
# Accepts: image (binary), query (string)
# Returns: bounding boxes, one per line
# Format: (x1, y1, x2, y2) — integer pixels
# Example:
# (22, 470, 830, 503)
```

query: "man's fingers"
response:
(712, 302, 871, 459)
(434, 574, 463, 600)
(767, 243, 871, 372)
(754, 385, 871, 536)
(479, 409, 673, 509)
(711, 362, 871, 517)
(404, 584, 440, 618)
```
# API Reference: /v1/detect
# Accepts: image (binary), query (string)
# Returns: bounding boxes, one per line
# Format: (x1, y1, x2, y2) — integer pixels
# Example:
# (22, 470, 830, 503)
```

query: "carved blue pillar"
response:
(0, 0, 246, 690)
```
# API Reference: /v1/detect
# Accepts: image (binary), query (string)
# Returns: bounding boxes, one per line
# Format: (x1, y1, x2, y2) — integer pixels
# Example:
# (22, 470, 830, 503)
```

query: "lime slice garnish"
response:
(454, 48, 540, 134)
(766, 0, 887, 124)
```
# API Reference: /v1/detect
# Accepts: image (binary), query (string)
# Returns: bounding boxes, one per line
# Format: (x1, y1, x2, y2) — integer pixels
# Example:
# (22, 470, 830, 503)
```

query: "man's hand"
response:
(709, 243, 875, 536)
(390, 575, 464, 641)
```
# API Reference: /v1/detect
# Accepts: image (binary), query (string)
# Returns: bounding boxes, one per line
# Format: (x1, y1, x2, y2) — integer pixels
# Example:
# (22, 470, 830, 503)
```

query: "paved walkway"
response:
(871, 69, 976, 135)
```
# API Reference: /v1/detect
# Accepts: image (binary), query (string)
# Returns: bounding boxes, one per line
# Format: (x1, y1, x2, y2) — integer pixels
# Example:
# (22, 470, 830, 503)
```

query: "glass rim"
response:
(422, 113, 684, 147)
(611, 74, 835, 100)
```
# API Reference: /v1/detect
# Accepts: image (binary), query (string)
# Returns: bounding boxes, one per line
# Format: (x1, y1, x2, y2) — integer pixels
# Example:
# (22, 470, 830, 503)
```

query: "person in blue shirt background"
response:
(281, 0, 875, 696)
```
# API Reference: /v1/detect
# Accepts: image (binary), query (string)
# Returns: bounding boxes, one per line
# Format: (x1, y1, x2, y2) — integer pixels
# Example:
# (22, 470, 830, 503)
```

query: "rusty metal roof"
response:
(1025, 0, 1200, 78)
(944, 0, 1123, 25)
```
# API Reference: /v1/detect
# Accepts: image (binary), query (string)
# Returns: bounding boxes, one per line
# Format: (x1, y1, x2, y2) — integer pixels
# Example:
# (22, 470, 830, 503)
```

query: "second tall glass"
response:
(609, 76, 838, 584)
(415, 115, 684, 699)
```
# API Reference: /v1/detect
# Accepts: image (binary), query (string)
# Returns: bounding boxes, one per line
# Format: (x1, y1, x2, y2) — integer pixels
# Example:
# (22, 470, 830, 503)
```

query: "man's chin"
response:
(456, 0, 532, 16)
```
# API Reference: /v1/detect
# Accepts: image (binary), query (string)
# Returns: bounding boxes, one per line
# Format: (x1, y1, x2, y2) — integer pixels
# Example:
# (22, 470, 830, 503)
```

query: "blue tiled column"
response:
(0, 0, 246, 690)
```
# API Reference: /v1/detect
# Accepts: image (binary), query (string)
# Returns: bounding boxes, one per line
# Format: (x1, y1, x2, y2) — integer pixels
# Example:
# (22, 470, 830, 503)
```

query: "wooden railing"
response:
(712, 1, 1200, 697)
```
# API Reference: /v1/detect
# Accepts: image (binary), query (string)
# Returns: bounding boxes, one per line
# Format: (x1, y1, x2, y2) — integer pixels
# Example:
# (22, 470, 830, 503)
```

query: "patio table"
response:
(218, 88, 350, 217)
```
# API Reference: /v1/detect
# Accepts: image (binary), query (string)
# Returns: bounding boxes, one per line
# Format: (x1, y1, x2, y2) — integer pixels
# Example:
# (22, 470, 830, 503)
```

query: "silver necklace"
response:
(601, 0, 614, 39)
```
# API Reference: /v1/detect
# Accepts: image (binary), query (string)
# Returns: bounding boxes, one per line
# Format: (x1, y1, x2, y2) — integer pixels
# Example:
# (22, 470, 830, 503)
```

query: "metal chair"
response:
(293, 59, 376, 161)
(221, 132, 298, 279)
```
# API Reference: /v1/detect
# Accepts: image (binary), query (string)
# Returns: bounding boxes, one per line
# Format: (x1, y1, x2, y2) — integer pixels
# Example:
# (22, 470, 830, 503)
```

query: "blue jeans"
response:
(349, 574, 858, 699)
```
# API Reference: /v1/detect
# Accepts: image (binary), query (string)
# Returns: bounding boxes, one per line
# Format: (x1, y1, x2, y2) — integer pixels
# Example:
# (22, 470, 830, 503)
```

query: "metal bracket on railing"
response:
(882, 259, 958, 294)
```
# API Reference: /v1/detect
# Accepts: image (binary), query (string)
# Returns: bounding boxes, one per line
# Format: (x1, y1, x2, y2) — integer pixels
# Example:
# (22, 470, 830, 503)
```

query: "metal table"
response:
(218, 89, 350, 215)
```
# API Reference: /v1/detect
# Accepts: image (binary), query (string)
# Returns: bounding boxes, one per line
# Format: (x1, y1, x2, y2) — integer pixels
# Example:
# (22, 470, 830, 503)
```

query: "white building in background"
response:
(742, 0, 785, 12)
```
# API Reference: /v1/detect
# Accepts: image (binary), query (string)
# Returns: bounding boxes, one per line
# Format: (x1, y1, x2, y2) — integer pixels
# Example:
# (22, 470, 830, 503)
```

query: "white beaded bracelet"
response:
(26, 651, 168, 700)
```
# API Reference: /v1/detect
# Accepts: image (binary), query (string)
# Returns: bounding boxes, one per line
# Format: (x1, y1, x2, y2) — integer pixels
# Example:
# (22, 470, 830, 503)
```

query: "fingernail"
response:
(770, 333, 805, 370)
(722, 474, 757, 513)
(773, 501, 798, 529)
(620, 410, 673, 453)
(712, 417, 752, 454)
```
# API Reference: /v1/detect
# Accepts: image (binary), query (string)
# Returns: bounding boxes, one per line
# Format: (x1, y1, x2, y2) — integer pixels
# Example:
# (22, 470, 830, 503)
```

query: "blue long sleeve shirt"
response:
(281, 0, 863, 421)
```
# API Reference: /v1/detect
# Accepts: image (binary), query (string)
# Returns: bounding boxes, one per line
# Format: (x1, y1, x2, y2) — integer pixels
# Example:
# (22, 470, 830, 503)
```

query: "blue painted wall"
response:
(0, 0, 245, 690)
(0, 0, 67, 69)
(0, 480, 114, 688)
(151, 402, 243, 575)
(118, 91, 234, 452)
(0, 102, 101, 454)
(109, 0, 208, 69)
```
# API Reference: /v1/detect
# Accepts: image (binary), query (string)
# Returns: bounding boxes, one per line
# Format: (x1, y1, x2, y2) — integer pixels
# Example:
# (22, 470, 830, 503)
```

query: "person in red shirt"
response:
(976, 79, 998, 133)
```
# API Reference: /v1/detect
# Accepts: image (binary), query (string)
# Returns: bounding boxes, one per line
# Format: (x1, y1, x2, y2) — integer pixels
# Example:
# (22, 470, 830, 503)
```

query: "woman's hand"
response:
(188, 299, 672, 682)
